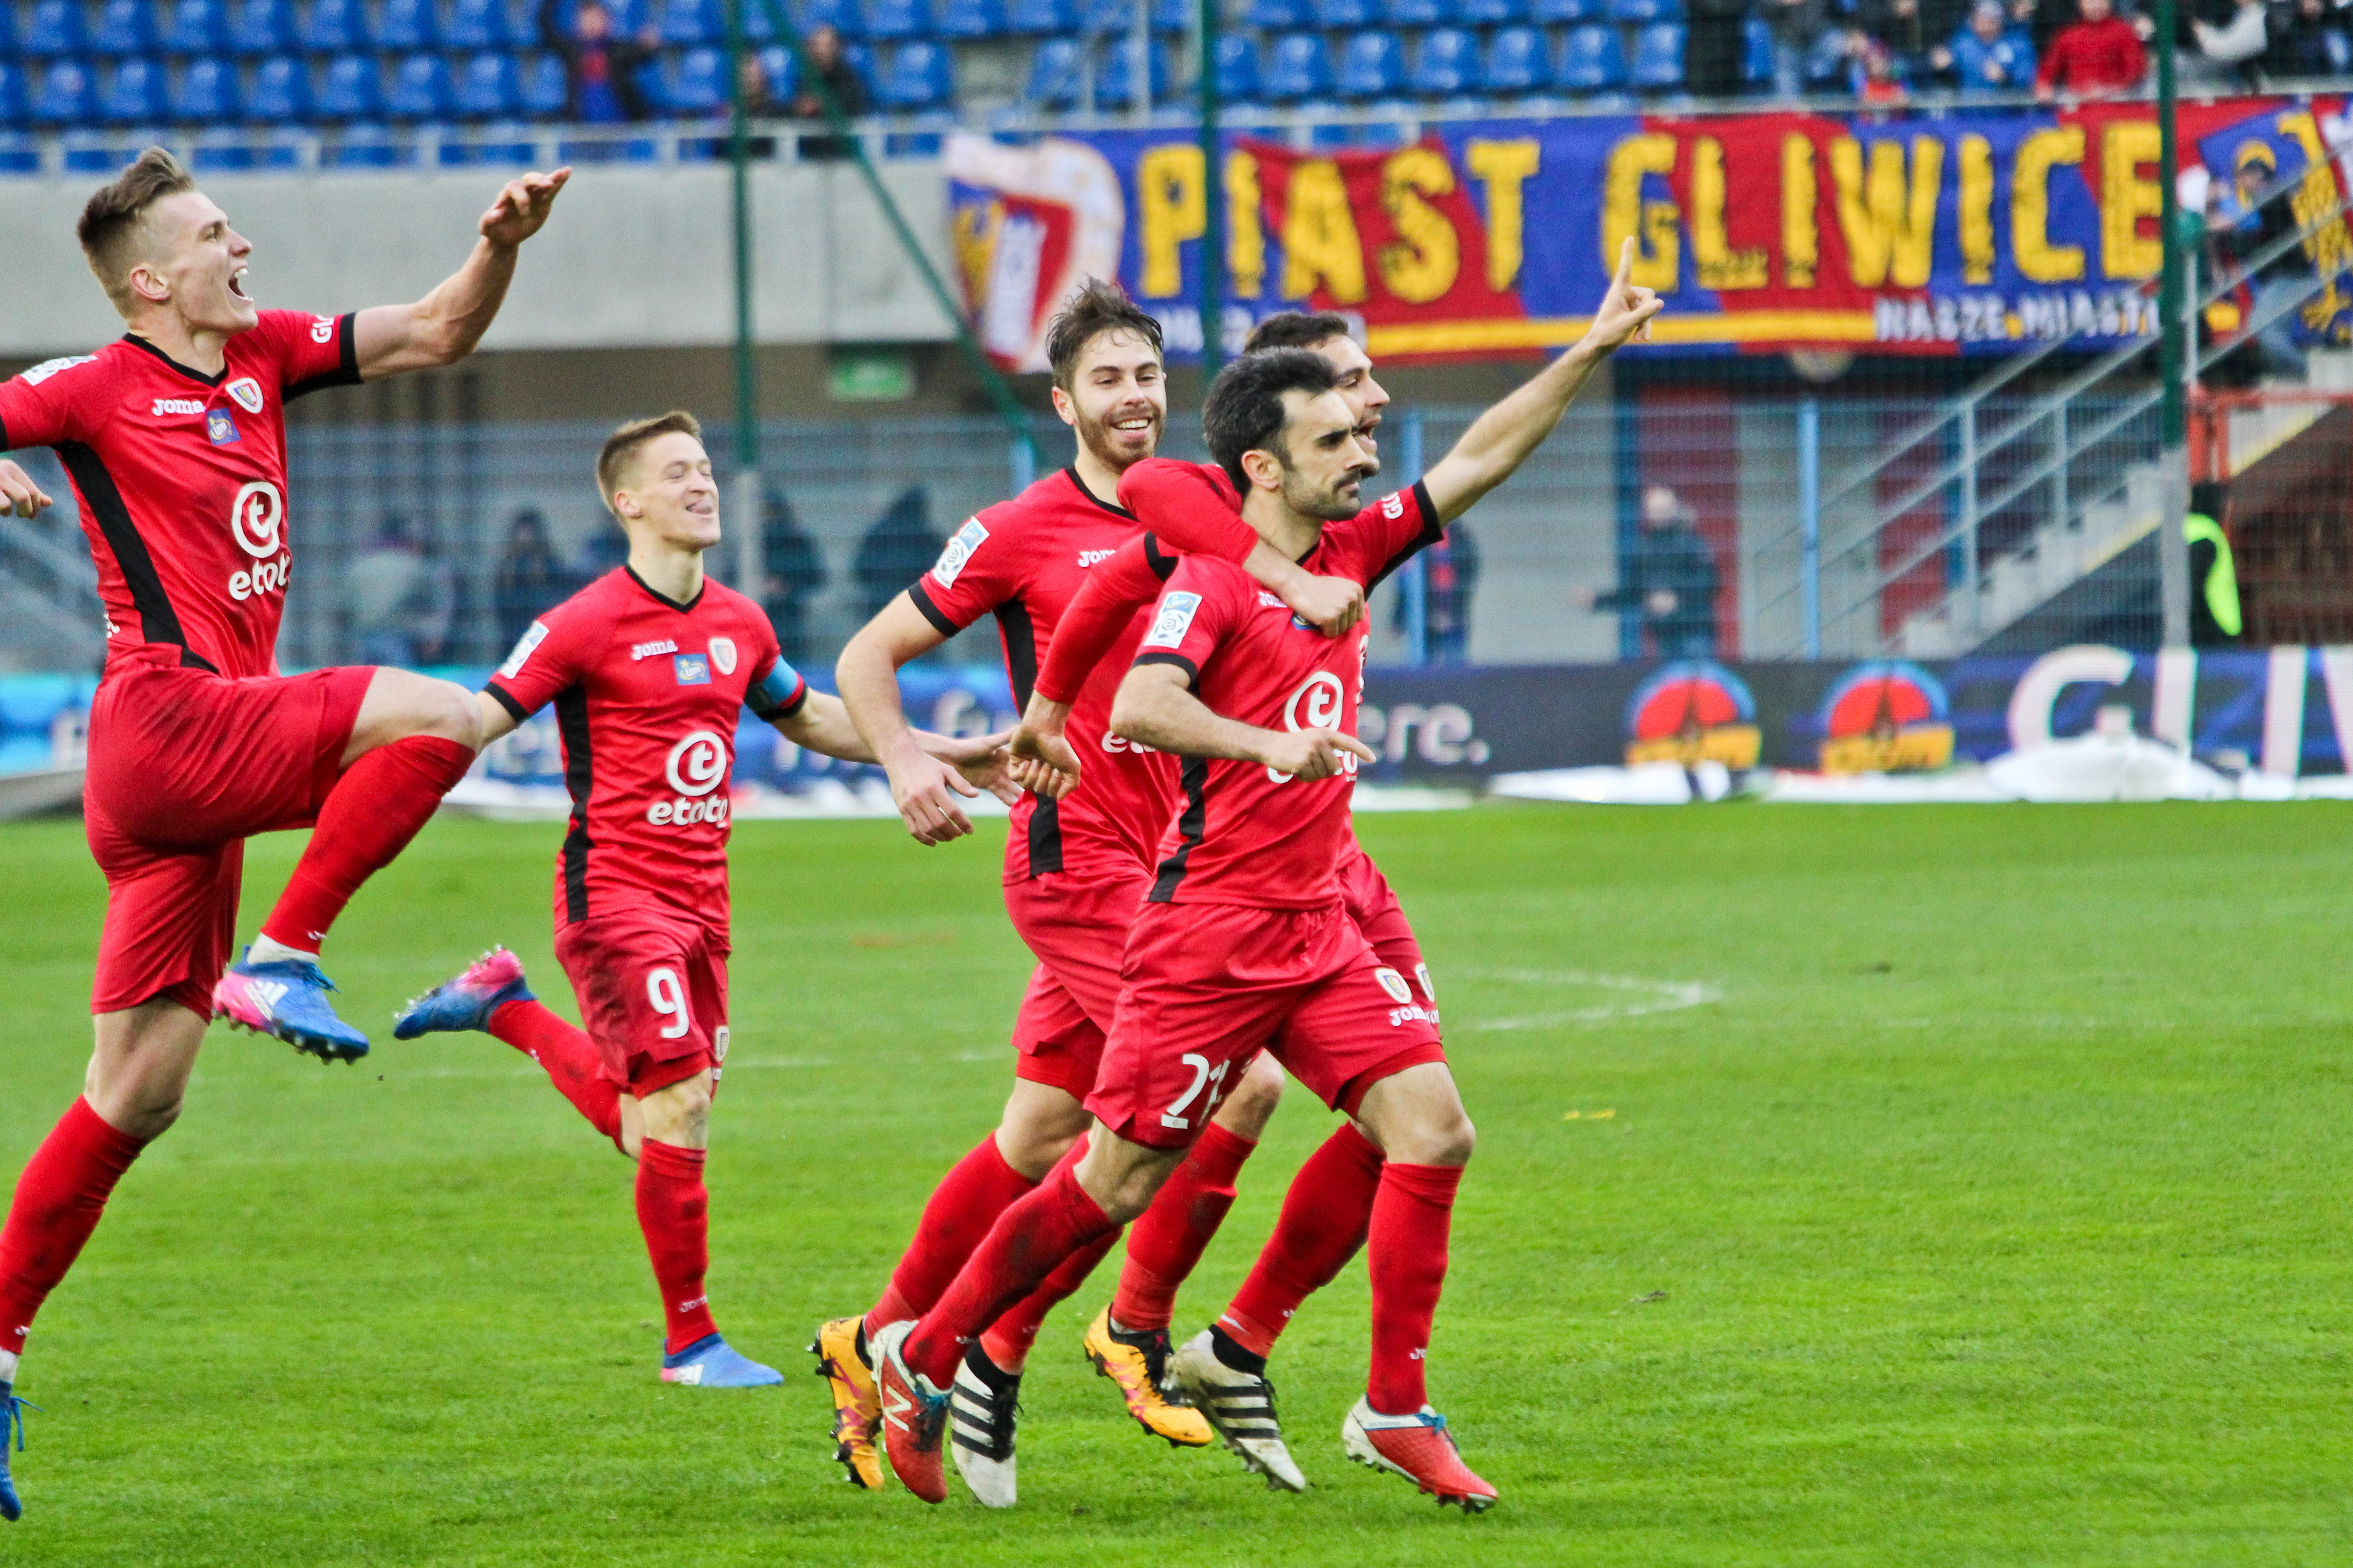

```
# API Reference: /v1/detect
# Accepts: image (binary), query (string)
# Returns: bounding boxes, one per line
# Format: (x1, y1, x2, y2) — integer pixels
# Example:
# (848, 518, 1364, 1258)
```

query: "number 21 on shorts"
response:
(1160, 1052, 1232, 1131)
(647, 967, 691, 1040)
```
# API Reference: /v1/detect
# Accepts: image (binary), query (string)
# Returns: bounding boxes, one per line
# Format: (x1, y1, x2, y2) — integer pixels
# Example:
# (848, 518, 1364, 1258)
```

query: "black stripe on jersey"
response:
(1148, 757, 1211, 903)
(483, 681, 530, 724)
(119, 333, 226, 386)
(1063, 466, 1135, 519)
(996, 597, 1039, 710)
(624, 563, 704, 614)
(56, 440, 216, 672)
(286, 312, 364, 401)
(1131, 650, 1197, 683)
(1142, 533, 1179, 581)
(555, 685, 595, 923)
(1027, 792, 1063, 876)
(1367, 479, 1446, 593)
(906, 580, 962, 638)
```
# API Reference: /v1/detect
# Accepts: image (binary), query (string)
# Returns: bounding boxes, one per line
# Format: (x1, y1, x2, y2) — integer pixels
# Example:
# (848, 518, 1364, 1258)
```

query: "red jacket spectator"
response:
(2034, 7, 2147, 95)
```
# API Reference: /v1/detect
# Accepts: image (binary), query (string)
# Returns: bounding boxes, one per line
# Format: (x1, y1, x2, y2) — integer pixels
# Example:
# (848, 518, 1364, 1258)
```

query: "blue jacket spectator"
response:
(1936, 0, 2036, 83)
(540, 0, 660, 122)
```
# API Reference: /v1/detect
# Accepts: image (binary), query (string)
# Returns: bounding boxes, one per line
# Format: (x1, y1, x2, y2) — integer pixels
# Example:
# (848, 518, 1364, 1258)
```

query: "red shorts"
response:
(1003, 870, 1147, 1098)
(82, 649, 374, 1018)
(1088, 900, 1447, 1151)
(1338, 840, 1438, 1012)
(554, 909, 728, 1097)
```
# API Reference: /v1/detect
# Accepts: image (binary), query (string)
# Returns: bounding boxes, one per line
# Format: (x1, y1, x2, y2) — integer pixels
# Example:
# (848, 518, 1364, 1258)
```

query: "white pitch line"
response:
(1451, 968, 1722, 1032)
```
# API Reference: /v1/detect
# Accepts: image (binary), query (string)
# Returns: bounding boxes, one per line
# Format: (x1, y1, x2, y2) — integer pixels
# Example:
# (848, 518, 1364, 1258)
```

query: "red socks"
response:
(977, 1229, 1119, 1373)
(0, 1098, 149, 1356)
(1221, 1121, 1385, 1356)
(636, 1139, 718, 1355)
(863, 1135, 1037, 1339)
(1365, 1161, 1461, 1413)
(262, 735, 474, 952)
(489, 998, 624, 1153)
(1111, 1121, 1256, 1333)
(905, 1155, 1115, 1388)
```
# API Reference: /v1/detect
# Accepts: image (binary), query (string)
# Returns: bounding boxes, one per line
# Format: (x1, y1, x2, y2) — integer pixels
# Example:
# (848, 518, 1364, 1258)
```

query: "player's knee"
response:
(412, 677, 483, 749)
(1211, 1054, 1285, 1139)
(1429, 1108, 1476, 1167)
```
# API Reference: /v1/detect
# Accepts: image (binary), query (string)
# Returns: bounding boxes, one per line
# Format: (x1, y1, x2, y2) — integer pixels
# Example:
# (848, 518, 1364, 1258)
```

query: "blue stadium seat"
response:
(1023, 32, 1079, 105)
(1453, 0, 1523, 22)
(1606, 0, 1677, 20)
(231, 0, 298, 51)
(864, 0, 924, 38)
(1082, 0, 1129, 32)
(246, 50, 310, 115)
(99, 55, 165, 119)
(1261, 30, 1329, 100)
(0, 5, 17, 59)
(301, 0, 372, 51)
(878, 35, 950, 105)
(385, 48, 452, 115)
(0, 62, 28, 126)
(519, 48, 567, 110)
(189, 124, 256, 164)
(1148, 0, 1185, 26)
(1741, 13, 1769, 82)
(1094, 32, 1160, 104)
(659, 0, 721, 44)
(1530, 0, 1599, 19)
(452, 48, 519, 112)
(662, 42, 722, 108)
(1484, 23, 1547, 91)
(753, 40, 794, 91)
(1243, 0, 1308, 28)
(25, 0, 91, 56)
(377, 0, 440, 48)
(1335, 29, 1402, 97)
(797, 0, 863, 34)
(173, 51, 240, 114)
(163, 0, 235, 51)
(446, 0, 520, 46)
(326, 119, 398, 164)
(1628, 19, 1681, 85)
(1212, 30, 1257, 98)
(1556, 20, 1624, 87)
(316, 50, 381, 114)
(841, 35, 877, 96)
(935, 0, 1005, 34)
(93, 0, 163, 55)
(1007, 0, 1074, 31)
(1313, 0, 1375, 25)
(1410, 25, 1476, 93)
(1382, 0, 1447, 24)
(0, 129, 40, 169)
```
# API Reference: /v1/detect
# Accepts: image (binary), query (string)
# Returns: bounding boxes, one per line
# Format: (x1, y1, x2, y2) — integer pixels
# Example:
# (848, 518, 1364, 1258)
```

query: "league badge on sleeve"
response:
(227, 377, 265, 414)
(931, 518, 989, 589)
(708, 636, 737, 675)
(1142, 592, 1202, 650)
(674, 653, 712, 686)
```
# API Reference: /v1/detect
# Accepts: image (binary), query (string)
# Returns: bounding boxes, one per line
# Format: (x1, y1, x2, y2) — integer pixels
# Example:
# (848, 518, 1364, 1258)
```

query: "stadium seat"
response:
(1023, 32, 1080, 106)
(173, 51, 241, 114)
(1313, 0, 1375, 26)
(25, 0, 91, 57)
(1628, 19, 1681, 86)
(1148, 0, 1185, 26)
(1409, 25, 1477, 94)
(1607, 0, 1678, 21)
(99, 56, 165, 120)
(301, 0, 372, 51)
(1531, 0, 1599, 17)
(1211, 30, 1257, 98)
(797, 0, 864, 34)
(935, 0, 1006, 35)
(0, 4, 17, 59)
(0, 128, 38, 170)
(1261, 31, 1330, 100)
(0, 62, 29, 127)
(1082, 0, 1131, 32)
(163, 0, 235, 52)
(519, 48, 567, 111)
(2327, 26, 2352, 72)
(863, 0, 924, 38)
(94, 0, 163, 55)
(246, 50, 311, 116)
(446, 0, 522, 47)
(662, 42, 723, 108)
(659, 0, 722, 44)
(1453, 0, 1525, 22)
(841, 36, 877, 96)
(453, 48, 520, 112)
(32, 59, 94, 123)
(1094, 32, 1161, 105)
(1335, 29, 1403, 97)
(188, 122, 255, 164)
(230, 0, 298, 52)
(316, 50, 382, 115)
(326, 119, 399, 164)
(1382, 0, 1449, 24)
(1484, 23, 1548, 91)
(1556, 20, 1624, 87)
(1007, 0, 1076, 32)
(385, 49, 454, 116)
(753, 40, 795, 92)
(376, 0, 440, 48)
(1741, 13, 1769, 83)
(883, 36, 953, 104)
(1243, 0, 1308, 29)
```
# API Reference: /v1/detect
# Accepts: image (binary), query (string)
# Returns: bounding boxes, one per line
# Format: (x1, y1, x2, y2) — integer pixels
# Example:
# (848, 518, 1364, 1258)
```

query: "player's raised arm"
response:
(1111, 662, 1373, 781)
(1418, 235, 1663, 525)
(835, 591, 990, 845)
(352, 169, 571, 378)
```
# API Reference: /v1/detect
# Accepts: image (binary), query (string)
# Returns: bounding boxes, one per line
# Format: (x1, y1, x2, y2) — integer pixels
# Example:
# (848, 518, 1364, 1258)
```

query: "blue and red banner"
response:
(947, 98, 2353, 364)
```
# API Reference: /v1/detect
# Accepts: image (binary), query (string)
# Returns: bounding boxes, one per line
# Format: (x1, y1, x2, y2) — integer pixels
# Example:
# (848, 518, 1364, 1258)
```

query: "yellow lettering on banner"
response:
(2012, 126, 2086, 283)
(1378, 146, 1462, 304)
(1138, 144, 1205, 299)
(1829, 134, 1944, 288)
(1466, 138, 1540, 291)
(1280, 159, 1368, 304)
(1959, 134, 1994, 285)
(1782, 134, 1818, 288)
(1602, 133, 1679, 290)
(1691, 137, 1767, 290)
(1226, 150, 1266, 299)
(2100, 120, 2163, 280)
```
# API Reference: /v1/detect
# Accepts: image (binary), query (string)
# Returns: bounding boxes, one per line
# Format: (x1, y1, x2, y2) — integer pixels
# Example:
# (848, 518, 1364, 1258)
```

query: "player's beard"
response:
(1075, 401, 1164, 474)
(1282, 462, 1365, 522)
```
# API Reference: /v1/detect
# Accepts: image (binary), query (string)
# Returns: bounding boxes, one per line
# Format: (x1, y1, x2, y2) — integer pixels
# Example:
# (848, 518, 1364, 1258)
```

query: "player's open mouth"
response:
(229, 267, 251, 301)
(1110, 415, 1157, 436)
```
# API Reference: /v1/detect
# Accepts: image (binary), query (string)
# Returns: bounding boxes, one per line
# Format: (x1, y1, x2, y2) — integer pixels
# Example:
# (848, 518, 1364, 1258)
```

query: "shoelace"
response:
(3, 1391, 39, 1454)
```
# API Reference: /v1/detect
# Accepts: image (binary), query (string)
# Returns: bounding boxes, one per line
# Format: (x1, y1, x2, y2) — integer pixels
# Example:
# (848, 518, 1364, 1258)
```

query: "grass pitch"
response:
(0, 802, 2346, 1567)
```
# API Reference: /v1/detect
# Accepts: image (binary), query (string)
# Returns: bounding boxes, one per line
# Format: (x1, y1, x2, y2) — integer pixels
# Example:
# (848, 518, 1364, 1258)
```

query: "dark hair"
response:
(1043, 278, 1164, 391)
(1203, 348, 1339, 491)
(78, 147, 198, 313)
(598, 411, 703, 509)
(1242, 311, 1355, 356)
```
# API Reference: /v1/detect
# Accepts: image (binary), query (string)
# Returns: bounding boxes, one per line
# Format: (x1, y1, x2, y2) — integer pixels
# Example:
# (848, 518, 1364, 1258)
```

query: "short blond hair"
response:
(596, 411, 703, 511)
(78, 147, 198, 314)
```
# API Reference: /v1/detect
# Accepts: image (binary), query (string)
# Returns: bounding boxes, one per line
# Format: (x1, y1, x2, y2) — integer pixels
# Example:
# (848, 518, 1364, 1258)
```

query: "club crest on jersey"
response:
(1142, 592, 1202, 650)
(1374, 967, 1414, 1005)
(931, 517, 988, 589)
(708, 636, 737, 675)
(674, 653, 711, 686)
(206, 409, 241, 446)
(226, 376, 265, 414)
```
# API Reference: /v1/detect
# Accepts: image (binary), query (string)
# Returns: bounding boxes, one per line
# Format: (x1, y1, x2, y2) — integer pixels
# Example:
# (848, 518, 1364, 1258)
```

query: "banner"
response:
(946, 98, 2353, 364)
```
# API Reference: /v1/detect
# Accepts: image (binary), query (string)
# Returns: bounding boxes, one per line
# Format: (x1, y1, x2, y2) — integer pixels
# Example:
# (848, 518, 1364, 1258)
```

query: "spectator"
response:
(1573, 486, 1723, 659)
(580, 518, 631, 577)
(759, 488, 829, 665)
(1857, 0, 1969, 67)
(1392, 524, 1479, 663)
(2035, 0, 2147, 97)
(346, 515, 430, 667)
(2266, 0, 2347, 74)
(852, 486, 942, 621)
(1764, 0, 1845, 95)
(2210, 149, 2315, 380)
(1857, 36, 1911, 97)
(2188, 0, 2267, 83)
(1936, 0, 2037, 87)
(539, 0, 659, 125)
(789, 25, 869, 159)
(1685, 0, 1753, 97)
(491, 508, 569, 651)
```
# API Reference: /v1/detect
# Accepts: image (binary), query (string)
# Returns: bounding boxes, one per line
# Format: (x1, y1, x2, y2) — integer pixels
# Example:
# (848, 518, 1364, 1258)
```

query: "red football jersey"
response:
(0, 311, 359, 681)
(483, 567, 806, 939)
(1133, 479, 1439, 909)
(906, 466, 1183, 884)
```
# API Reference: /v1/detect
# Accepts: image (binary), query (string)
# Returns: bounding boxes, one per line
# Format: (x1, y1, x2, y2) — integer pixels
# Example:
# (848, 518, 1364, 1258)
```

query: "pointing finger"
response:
(1339, 734, 1379, 764)
(1613, 235, 1636, 292)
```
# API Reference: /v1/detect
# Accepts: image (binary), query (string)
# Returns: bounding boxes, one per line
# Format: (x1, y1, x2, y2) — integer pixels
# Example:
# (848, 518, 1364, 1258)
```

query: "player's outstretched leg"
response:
(395, 950, 627, 1155)
(946, 1229, 1121, 1508)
